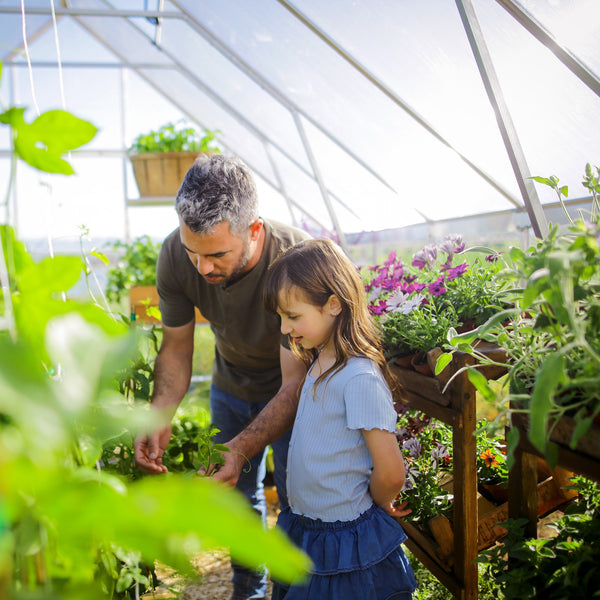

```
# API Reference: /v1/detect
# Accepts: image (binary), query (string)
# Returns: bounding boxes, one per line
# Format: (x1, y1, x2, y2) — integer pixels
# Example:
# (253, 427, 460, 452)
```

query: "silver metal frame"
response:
(1, 0, 598, 242)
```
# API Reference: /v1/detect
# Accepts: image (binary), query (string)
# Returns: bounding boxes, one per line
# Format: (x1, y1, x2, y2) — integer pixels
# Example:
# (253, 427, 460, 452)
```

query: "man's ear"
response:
(327, 295, 342, 317)
(249, 218, 264, 241)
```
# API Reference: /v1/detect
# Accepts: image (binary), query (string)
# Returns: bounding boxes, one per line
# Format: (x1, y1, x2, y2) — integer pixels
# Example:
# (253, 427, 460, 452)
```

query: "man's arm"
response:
(134, 318, 195, 474)
(212, 346, 306, 486)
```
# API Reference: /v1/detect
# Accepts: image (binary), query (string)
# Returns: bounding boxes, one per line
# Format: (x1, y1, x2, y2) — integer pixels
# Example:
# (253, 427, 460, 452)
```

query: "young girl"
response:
(264, 238, 416, 600)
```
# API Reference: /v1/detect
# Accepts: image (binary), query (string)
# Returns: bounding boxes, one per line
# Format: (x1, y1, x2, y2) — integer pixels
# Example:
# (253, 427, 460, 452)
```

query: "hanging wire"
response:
(20, 0, 40, 116)
(49, 0, 67, 110)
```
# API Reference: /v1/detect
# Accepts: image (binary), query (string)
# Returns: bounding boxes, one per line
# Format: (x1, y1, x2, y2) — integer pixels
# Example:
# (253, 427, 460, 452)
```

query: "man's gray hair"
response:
(175, 154, 258, 236)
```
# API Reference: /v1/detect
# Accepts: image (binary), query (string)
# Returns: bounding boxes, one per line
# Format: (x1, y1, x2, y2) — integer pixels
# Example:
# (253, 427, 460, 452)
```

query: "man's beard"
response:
(222, 238, 253, 286)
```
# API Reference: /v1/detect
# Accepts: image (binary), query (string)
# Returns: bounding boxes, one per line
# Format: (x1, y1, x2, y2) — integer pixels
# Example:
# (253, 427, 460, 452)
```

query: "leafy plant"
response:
(477, 477, 600, 599)
(438, 164, 600, 462)
(105, 235, 161, 304)
(128, 120, 221, 154)
(476, 422, 508, 486)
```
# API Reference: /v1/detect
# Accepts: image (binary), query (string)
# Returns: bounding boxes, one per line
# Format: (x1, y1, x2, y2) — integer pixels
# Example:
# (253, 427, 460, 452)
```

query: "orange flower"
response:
(480, 448, 500, 468)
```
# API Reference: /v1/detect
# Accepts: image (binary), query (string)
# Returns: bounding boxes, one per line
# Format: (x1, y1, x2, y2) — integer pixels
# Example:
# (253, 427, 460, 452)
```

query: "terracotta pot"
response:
(479, 482, 509, 504)
(455, 318, 477, 334)
(394, 354, 415, 368)
(411, 351, 434, 377)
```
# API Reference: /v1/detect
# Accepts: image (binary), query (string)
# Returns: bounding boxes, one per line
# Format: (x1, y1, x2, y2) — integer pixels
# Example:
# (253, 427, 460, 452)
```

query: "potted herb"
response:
(128, 120, 221, 197)
(442, 164, 600, 463)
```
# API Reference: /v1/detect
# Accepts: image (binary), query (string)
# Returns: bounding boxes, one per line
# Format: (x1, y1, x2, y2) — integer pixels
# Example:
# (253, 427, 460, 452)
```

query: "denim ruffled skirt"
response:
(271, 504, 416, 600)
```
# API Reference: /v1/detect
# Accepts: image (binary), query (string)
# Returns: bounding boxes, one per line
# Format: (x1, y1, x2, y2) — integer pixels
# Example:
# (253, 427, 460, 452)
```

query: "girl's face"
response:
(276, 287, 341, 352)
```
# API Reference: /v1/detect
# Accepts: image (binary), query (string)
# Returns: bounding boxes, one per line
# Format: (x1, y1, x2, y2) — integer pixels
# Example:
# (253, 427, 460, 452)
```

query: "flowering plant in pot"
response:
(363, 235, 507, 369)
(395, 408, 454, 524)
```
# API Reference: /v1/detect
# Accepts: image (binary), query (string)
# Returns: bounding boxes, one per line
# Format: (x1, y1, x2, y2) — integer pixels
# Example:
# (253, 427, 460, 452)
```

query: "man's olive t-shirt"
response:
(156, 219, 309, 402)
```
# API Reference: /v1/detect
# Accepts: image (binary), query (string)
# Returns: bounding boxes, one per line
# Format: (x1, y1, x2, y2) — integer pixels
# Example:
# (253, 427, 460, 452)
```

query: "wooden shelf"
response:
(392, 351, 481, 600)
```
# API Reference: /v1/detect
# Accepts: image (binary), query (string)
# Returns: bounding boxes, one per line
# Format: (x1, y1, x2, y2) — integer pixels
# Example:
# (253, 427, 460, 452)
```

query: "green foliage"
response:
(364, 239, 508, 357)
(439, 164, 600, 462)
(396, 410, 454, 523)
(382, 302, 461, 356)
(477, 477, 600, 599)
(0, 59, 311, 598)
(105, 235, 161, 304)
(128, 120, 221, 154)
(475, 422, 508, 485)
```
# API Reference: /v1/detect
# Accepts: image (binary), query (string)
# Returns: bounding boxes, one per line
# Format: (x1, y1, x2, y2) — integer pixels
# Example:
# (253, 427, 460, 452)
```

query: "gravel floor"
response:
(142, 489, 279, 600)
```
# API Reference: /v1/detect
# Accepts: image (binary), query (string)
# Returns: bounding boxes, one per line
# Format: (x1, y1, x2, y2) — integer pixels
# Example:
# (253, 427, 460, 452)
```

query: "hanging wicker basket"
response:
(129, 152, 201, 197)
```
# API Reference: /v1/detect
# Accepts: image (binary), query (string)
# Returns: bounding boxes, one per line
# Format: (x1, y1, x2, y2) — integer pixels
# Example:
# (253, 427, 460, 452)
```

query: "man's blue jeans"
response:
(210, 384, 291, 599)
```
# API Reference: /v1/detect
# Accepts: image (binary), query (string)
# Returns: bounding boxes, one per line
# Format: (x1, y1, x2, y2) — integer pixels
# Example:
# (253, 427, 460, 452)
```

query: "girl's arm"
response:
(363, 428, 411, 518)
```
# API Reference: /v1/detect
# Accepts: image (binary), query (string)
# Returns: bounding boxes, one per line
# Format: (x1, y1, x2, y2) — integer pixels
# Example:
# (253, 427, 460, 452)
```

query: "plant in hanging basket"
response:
(128, 120, 221, 197)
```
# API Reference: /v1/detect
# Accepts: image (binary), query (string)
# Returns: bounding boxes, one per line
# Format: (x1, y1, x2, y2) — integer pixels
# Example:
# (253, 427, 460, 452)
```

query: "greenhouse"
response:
(1, 1, 599, 599)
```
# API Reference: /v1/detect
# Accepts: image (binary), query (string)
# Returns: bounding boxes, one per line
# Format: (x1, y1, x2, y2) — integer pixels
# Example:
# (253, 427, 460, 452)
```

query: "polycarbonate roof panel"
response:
(0, 14, 53, 61)
(135, 68, 278, 186)
(156, 16, 310, 173)
(287, 0, 517, 198)
(69, 0, 172, 65)
(12, 66, 123, 148)
(475, 0, 600, 203)
(2, 0, 599, 242)
(174, 0, 523, 227)
(10, 16, 120, 63)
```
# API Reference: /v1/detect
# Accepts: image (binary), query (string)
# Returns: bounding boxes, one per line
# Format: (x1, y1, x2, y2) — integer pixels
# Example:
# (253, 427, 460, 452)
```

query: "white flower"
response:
(388, 290, 425, 314)
(368, 286, 382, 303)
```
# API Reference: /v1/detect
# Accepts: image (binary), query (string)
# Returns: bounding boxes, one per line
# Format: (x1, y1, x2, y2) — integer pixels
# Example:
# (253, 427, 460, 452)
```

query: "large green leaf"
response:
(528, 353, 566, 453)
(23, 469, 311, 585)
(7, 108, 97, 174)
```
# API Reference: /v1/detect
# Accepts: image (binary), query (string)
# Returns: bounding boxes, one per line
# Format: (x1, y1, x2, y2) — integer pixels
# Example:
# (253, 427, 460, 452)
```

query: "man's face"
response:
(179, 219, 261, 286)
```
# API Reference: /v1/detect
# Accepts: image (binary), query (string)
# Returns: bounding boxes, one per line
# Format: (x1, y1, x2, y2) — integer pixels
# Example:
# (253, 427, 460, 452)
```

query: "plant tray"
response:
(130, 152, 200, 197)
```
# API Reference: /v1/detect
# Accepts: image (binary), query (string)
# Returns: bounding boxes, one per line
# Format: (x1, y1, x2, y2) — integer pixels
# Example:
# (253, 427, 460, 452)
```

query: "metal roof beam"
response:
(170, 1, 397, 196)
(456, 0, 548, 239)
(496, 0, 600, 98)
(0, 6, 182, 19)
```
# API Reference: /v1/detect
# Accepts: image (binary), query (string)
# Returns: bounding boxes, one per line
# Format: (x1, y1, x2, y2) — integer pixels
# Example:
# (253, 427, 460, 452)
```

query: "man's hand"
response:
(208, 441, 247, 487)
(134, 424, 172, 474)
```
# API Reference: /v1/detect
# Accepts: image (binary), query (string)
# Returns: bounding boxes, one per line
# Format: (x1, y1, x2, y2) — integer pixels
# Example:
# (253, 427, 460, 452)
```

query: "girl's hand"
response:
(383, 499, 412, 519)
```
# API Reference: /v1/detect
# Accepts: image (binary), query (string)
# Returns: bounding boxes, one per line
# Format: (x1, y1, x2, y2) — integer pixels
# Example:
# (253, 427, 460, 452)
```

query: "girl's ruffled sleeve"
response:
(344, 373, 397, 432)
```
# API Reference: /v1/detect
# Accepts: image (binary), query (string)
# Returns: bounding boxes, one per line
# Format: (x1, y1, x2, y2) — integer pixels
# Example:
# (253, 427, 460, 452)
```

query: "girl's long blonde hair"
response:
(264, 238, 402, 398)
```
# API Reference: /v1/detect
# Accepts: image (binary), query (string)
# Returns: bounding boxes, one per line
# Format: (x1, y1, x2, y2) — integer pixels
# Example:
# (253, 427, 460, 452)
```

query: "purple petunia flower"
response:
(384, 251, 398, 267)
(403, 437, 422, 458)
(446, 262, 468, 280)
(431, 443, 449, 469)
(412, 244, 437, 270)
(428, 276, 447, 296)
(368, 301, 388, 316)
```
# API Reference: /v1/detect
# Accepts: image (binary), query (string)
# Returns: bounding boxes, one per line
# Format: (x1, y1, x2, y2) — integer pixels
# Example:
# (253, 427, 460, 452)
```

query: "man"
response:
(134, 154, 309, 600)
